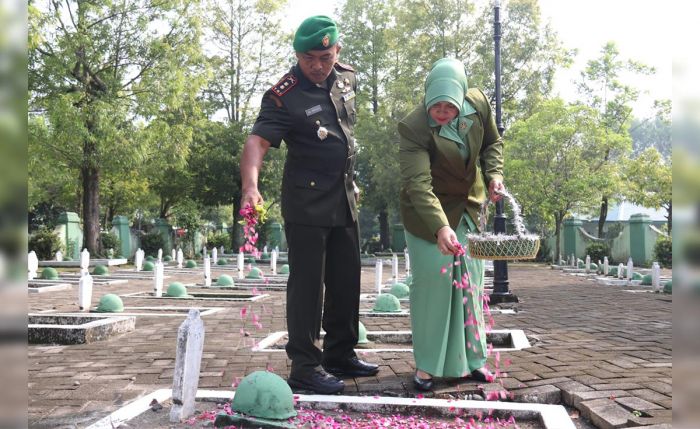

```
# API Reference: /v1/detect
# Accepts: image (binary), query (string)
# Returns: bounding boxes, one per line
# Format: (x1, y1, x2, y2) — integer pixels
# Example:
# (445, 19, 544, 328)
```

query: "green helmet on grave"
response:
(607, 267, 618, 277)
(357, 321, 370, 344)
(231, 371, 297, 420)
(404, 274, 413, 286)
(92, 264, 109, 275)
(185, 259, 197, 268)
(261, 251, 270, 260)
(41, 267, 59, 280)
(389, 282, 410, 299)
(217, 274, 234, 286)
(143, 261, 155, 271)
(641, 274, 652, 285)
(632, 272, 643, 281)
(590, 262, 598, 271)
(217, 257, 228, 266)
(164, 255, 173, 262)
(95, 294, 124, 312)
(663, 280, 672, 294)
(166, 282, 188, 297)
(246, 266, 264, 279)
(279, 264, 290, 274)
(145, 255, 155, 262)
(373, 293, 401, 312)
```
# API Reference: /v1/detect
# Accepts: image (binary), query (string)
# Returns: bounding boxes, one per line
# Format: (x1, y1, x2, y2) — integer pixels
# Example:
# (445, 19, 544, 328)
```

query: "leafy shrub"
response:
(654, 236, 672, 268)
(207, 232, 230, 252)
(139, 231, 165, 258)
(29, 228, 62, 260)
(585, 242, 610, 263)
(100, 231, 121, 256)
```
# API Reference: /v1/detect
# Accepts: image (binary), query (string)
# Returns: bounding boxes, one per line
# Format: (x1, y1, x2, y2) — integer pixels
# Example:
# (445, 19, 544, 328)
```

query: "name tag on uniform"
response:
(305, 105, 322, 116)
(341, 91, 355, 102)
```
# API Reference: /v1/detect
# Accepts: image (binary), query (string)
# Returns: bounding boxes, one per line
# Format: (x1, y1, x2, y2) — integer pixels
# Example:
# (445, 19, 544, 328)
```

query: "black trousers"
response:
(284, 221, 361, 378)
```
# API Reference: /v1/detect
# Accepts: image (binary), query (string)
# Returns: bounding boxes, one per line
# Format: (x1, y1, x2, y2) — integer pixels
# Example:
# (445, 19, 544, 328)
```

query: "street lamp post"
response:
(491, 0, 518, 304)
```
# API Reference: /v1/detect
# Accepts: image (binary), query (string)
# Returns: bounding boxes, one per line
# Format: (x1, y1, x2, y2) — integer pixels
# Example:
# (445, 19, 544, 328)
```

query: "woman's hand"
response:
(488, 179, 505, 202)
(436, 226, 459, 255)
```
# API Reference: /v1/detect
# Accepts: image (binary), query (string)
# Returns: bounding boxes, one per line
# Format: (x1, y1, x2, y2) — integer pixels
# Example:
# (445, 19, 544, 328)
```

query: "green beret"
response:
(293, 15, 338, 52)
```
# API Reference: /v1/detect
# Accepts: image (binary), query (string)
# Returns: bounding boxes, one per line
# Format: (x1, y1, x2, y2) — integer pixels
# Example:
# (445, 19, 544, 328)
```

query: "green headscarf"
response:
(424, 58, 475, 146)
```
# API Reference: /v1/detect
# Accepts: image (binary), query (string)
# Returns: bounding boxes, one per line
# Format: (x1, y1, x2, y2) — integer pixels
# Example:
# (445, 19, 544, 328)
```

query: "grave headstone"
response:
(375, 258, 383, 295)
(171, 248, 176, 261)
(404, 248, 411, 274)
(603, 257, 609, 276)
(271, 249, 278, 275)
(204, 257, 211, 287)
(157, 248, 163, 262)
(618, 263, 624, 279)
(392, 254, 399, 280)
(263, 245, 268, 254)
(170, 309, 205, 422)
(626, 257, 634, 281)
(78, 272, 93, 311)
(80, 248, 90, 276)
(652, 262, 661, 292)
(585, 255, 591, 273)
(154, 261, 164, 297)
(220, 245, 224, 255)
(212, 247, 218, 265)
(177, 248, 184, 269)
(237, 252, 245, 280)
(55, 250, 63, 262)
(135, 248, 144, 272)
(28, 251, 38, 280)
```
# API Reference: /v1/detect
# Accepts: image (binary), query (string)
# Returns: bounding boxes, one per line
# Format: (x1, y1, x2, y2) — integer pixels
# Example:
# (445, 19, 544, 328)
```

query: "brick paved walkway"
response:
(28, 263, 671, 428)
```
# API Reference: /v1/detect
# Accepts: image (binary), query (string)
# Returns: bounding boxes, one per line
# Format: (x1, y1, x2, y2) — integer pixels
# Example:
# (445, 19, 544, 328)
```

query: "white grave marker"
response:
(652, 262, 661, 292)
(177, 248, 184, 269)
(237, 252, 245, 280)
(626, 257, 634, 281)
(212, 247, 218, 265)
(78, 272, 93, 311)
(170, 309, 205, 423)
(585, 255, 591, 273)
(28, 251, 38, 280)
(392, 254, 399, 281)
(204, 257, 211, 287)
(55, 250, 63, 262)
(617, 263, 624, 279)
(154, 261, 164, 297)
(271, 249, 278, 275)
(171, 248, 176, 261)
(603, 257, 609, 276)
(375, 258, 383, 295)
(135, 248, 144, 272)
(157, 248, 163, 262)
(220, 245, 224, 255)
(80, 248, 90, 276)
(404, 248, 411, 275)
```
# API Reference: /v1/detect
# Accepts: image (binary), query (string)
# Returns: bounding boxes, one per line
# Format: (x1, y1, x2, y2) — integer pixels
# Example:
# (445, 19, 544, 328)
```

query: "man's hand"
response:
(353, 181, 360, 204)
(488, 179, 505, 203)
(436, 225, 458, 255)
(241, 187, 264, 212)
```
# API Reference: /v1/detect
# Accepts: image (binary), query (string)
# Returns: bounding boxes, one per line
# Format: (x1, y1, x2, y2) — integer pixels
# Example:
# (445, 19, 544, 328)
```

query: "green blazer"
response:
(398, 88, 504, 242)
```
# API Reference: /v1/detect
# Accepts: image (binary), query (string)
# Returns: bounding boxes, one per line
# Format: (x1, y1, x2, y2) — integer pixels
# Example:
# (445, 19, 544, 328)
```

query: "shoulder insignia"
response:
(271, 74, 298, 97)
(334, 62, 355, 72)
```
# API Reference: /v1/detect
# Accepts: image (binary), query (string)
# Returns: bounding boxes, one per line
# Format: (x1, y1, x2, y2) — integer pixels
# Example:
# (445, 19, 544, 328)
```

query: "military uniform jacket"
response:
(398, 88, 504, 242)
(251, 63, 358, 227)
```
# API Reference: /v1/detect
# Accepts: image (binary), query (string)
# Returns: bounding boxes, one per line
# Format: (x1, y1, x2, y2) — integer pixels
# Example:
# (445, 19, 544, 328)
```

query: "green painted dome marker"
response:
(388, 282, 409, 299)
(216, 274, 234, 286)
(632, 272, 643, 281)
(590, 263, 598, 271)
(41, 267, 59, 280)
(231, 371, 297, 420)
(246, 266, 264, 279)
(164, 255, 173, 262)
(607, 267, 618, 277)
(95, 294, 124, 313)
(145, 255, 155, 262)
(357, 321, 370, 344)
(663, 280, 672, 294)
(641, 274, 652, 285)
(373, 293, 402, 312)
(405, 274, 413, 286)
(185, 259, 197, 268)
(92, 264, 109, 275)
(279, 264, 290, 274)
(217, 257, 228, 266)
(143, 261, 155, 271)
(166, 282, 188, 297)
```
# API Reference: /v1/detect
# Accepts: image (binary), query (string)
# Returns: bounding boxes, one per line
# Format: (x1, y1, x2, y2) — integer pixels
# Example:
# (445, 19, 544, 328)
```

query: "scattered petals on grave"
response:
(238, 202, 270, 258)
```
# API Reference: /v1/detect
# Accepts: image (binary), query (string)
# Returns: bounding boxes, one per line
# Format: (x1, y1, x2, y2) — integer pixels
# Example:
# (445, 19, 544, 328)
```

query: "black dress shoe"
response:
(413, 373, 434, 391)
(470, 368, 495, 383)
(323, 356, 379, 377)
(287, 369, 344, 394)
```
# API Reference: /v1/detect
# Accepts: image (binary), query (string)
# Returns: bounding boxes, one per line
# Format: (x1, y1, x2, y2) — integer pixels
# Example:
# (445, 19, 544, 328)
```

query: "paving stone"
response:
(554, 380, 594, 405)
(579, 398, 633, 429)
(614, 396, 664, 411)
(510, 384, 560, 404)
(571, 390, 631, 408)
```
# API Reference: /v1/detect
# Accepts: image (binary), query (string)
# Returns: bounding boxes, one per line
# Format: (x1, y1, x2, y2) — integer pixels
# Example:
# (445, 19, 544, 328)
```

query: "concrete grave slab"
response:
(37, 306, 225, 317)
(28, 283, 73, 293)
(86, 388, 575, 429)
(38, 258, 128, 267)
(28, 314, 135, 345)
(252, 329, 530, 353)
(121, 291, 270, 302)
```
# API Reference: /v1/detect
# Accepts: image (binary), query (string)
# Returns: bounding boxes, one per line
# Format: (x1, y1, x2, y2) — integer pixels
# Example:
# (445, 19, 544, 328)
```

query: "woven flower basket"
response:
(467, 188, 540, 261)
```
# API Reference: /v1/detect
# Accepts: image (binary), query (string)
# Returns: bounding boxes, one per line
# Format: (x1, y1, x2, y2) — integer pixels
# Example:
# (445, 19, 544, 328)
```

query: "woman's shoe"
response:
(413, 373, 434, 391)
(470, 368, 495, 383)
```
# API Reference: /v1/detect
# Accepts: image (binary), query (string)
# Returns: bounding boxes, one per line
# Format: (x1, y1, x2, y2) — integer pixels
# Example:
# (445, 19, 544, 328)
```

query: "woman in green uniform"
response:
(398, 58, 505, 391)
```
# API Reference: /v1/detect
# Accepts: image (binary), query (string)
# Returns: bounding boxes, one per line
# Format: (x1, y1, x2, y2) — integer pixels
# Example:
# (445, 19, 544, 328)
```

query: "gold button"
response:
(310, 181, 316, 187)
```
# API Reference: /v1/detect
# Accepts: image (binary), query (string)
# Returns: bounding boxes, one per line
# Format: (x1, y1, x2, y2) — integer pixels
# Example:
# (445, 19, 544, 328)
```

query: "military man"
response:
(240, 15, 378, 394)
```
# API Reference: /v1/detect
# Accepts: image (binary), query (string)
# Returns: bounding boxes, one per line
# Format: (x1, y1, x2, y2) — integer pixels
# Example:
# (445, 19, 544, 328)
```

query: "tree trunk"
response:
(81, 163, 100, 254)
(554, 212, 562, 264)
(667, 201, 672, 233)
(231, 200, 244, 252)
(378, 209, 389, 250)
(597, 196, 608, 237)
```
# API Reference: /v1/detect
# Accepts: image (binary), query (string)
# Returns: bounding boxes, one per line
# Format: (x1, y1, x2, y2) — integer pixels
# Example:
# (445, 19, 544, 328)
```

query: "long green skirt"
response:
(405, 213, 487, 377)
